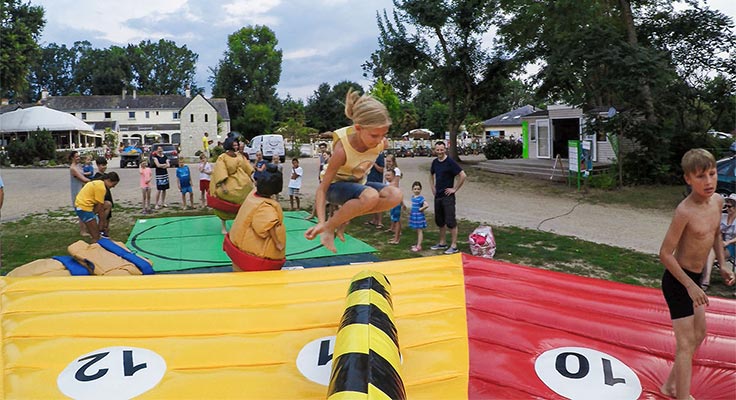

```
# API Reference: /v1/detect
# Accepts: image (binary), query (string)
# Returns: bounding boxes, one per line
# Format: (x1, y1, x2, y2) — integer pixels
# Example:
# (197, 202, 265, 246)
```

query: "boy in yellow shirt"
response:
(74, 172, 120, 242)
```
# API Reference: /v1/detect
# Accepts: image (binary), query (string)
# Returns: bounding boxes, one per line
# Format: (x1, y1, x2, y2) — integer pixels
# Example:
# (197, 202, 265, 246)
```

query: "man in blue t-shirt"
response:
(429, 141, 466, 254)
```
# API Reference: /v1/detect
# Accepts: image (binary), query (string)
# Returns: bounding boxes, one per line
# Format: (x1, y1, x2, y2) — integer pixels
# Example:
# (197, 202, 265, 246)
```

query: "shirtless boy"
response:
(658, 148, 735, 399)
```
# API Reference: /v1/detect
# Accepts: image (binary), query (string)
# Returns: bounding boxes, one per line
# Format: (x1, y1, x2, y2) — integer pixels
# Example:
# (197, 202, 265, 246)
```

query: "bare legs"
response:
(305, 186, 402, 252)
(660, 307, 706, 400)
(155, 189, 167, 209)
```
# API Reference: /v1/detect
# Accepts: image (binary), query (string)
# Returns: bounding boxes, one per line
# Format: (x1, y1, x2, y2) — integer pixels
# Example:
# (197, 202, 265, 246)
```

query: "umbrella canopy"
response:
(0, 106, 93, 133)
(407, 129, 433, 139)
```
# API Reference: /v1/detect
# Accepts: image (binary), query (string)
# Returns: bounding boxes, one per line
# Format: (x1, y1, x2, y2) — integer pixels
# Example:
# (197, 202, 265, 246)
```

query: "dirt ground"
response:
(0, 154, 672, 255)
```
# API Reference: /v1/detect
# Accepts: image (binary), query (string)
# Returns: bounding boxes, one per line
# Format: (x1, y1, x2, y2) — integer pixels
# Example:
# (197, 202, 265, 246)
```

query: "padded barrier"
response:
(328, 270, 406, 400)
(97, 237, 155, 275)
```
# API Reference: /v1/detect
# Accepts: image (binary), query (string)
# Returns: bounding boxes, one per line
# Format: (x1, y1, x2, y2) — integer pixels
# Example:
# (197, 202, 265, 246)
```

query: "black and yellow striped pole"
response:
(327, 270, 405, 400)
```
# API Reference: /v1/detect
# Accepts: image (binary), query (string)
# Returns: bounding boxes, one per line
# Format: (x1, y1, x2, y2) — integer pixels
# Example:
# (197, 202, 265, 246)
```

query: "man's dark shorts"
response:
(661, 268, 703, 320)
(434, 195, 457, 229)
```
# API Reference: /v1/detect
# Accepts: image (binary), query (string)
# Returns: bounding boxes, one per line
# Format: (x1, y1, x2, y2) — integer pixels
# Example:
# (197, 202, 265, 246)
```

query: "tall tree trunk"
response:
(619, 0, 656, 122)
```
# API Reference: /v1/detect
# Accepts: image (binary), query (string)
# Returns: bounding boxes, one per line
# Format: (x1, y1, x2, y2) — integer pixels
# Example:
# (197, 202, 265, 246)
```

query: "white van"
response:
(246, 134, 285, 162)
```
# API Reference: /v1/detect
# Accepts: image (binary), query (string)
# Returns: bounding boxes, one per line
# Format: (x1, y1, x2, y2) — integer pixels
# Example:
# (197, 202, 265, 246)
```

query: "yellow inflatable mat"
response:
(0, 254, 468, 399)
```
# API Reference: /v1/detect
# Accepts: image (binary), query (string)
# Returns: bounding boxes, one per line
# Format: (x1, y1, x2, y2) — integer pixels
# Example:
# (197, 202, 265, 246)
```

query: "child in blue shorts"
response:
(385, 168, 404, 244)
(176, 164, 194, 209)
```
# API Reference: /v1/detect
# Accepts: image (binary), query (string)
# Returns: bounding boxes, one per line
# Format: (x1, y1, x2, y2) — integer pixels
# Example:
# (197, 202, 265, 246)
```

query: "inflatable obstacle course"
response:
(1, 254, 733, 399)
(126, 212, 376, 272)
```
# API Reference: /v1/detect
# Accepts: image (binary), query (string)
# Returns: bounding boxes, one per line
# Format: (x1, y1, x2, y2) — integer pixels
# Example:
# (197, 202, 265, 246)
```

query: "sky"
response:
(29, 0, 736, 102)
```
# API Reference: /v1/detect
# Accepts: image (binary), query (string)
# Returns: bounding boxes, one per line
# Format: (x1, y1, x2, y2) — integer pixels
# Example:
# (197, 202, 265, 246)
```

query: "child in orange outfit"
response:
(224, 164, 286, 271)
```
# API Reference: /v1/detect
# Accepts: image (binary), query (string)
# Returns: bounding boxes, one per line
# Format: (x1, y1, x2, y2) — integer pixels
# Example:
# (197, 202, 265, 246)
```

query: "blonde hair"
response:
(385, 153, 398, 168)
(344, 88, 391, 128)
(681, 148, 715, 175)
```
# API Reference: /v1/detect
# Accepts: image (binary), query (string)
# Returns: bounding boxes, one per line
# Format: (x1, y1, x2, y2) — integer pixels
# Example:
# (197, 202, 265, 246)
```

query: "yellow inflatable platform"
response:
(1, 255, 468, 399)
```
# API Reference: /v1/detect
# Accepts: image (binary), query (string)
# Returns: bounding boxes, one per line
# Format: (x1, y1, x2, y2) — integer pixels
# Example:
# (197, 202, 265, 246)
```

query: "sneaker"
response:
(430, 243, 448, 250)
(443, 247, 459, 255)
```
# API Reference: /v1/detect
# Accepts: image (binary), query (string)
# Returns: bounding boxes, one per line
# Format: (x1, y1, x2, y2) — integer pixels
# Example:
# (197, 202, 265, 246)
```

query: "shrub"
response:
(482, 137, 522, 160)
(5, 129, 57, 165)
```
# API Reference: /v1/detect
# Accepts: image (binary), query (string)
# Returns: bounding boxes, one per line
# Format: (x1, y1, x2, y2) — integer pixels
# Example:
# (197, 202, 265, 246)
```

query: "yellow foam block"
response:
(0, 254, 469, 399)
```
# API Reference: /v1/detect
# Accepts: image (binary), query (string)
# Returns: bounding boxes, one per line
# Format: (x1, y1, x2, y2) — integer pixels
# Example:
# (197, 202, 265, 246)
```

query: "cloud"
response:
(221, 0, 281, 26)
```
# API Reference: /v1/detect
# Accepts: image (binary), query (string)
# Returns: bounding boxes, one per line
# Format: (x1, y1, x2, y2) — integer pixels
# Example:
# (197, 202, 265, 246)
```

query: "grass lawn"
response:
(1, 181, 734, 299)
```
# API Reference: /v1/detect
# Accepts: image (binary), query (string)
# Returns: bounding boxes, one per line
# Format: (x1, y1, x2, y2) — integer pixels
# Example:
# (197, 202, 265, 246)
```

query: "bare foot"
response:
(336, 222, 348, 242)
(319, 229, 337, 253)
(305, 222, 326, 240)
(659, 385, 695, 400)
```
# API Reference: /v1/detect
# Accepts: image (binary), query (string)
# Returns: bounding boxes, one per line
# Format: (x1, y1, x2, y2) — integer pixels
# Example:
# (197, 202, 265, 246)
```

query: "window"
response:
(173, 112, 179, 120)
(190, 114, 194, 122)
(530, 124, 536, 141)
(129, 111, 136, 119)
(70, 112, 76, 116)
(205, 114, 209, 123)
(596, 129, 607, 142)
(104, 112, 111, 119)
(145, 111, 150, 119)
(81, 112, 87, 120)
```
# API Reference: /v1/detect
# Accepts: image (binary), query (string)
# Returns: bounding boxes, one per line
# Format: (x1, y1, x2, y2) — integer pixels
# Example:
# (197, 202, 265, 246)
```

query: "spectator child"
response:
(385, 168, 404, 244)
(198, 153, 213, 208)
(384, 153, 402, 183)
(82, 155, 94, 179)
(176, 163, 194, 209)
(139, 159, 152, 213)
(288, 158, 303, 210)
(304, 89, 402, 253)
(408, 181, 429, 252)
(92, 157, 114, 233)
(658, 149, 735, 399)
(254, 151, 267, 181)
(75, 172, 120, 242)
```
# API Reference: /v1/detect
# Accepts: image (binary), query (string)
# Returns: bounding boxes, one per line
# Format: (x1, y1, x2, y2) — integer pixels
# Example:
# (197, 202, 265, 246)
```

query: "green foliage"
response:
(587, 169, 617, 190)
(482, 137, 522, 160)
(210, 25, 283, 123)
(0, 0, 45, 100)
(126, 39, 199, 95)
(234, 103, 275, 138)
(369, 79, 402, 136)
(305, 81, 363, 132)
(365, 1, 513, 158)
(5, 130, 56, 165)
(423, 101, 449, 138)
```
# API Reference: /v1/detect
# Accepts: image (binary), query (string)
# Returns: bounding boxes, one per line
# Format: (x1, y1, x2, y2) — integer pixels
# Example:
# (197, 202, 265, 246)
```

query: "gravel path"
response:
(0, 155, 672, 254)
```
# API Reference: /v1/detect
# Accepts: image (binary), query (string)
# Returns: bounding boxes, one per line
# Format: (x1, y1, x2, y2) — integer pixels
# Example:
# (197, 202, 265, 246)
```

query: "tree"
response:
(127, 39, 199, 95)
(0, 0, 45, 101)
(369, 79, 401, 136)
(365, 1, 513, 160)
(497, 0, 736, 184)
(210, 25, 282, 122)
(28, 42, 77, 98)
(73, 45, 132, 95)
(234, 103, 275, 138)
(304, 81, 364, 132)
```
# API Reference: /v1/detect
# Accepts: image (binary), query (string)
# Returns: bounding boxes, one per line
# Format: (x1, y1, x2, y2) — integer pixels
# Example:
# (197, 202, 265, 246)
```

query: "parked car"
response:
(709, 130, 732, 140)
(148, 143, 179, 167)
(244, 134, 285, 162)
(716, 155, 736, 195)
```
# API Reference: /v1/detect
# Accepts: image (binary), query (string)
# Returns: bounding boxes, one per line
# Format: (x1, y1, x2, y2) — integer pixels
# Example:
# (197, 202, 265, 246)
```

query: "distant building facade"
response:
(38, 88, 230, 157)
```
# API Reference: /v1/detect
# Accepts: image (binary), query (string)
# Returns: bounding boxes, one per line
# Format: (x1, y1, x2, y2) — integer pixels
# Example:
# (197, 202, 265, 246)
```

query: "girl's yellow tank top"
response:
(329, 126, 385, 184)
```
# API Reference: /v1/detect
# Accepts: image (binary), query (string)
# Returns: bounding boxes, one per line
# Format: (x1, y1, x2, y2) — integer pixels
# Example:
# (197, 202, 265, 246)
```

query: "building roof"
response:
(209, 98, 230, 121)
(483, 105, 538, 127)
(43, 95, 190, 111)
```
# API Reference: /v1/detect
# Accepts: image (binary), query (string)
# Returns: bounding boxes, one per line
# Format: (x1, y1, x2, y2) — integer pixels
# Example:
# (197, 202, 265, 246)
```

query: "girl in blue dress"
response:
(408, 181, 429, 252)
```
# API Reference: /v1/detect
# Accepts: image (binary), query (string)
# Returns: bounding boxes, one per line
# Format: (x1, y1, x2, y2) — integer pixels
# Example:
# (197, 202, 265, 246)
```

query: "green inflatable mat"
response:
(126, 211, 376, 272)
